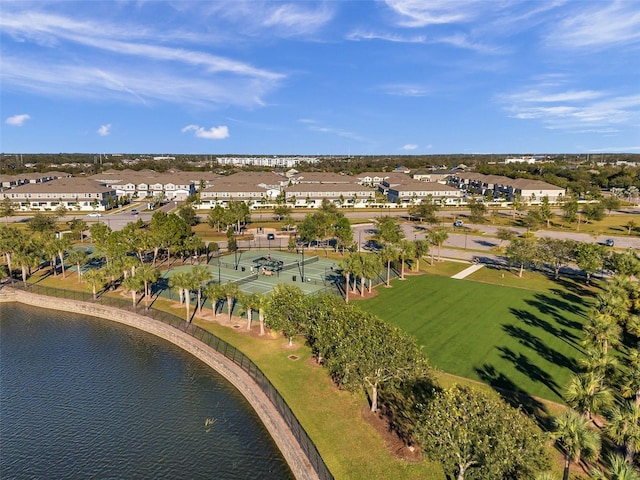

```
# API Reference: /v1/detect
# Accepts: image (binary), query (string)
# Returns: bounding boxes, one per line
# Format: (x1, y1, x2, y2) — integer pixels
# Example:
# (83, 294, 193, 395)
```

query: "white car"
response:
(87, 212, 102, 217)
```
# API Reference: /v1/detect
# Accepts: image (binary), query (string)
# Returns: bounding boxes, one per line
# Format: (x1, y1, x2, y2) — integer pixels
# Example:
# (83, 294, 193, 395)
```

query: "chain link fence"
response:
(8, 282, 334, 480)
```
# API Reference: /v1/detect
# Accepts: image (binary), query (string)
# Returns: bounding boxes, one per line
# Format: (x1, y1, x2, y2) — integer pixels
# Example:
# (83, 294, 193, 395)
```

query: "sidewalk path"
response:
(451, 263, 484, 279)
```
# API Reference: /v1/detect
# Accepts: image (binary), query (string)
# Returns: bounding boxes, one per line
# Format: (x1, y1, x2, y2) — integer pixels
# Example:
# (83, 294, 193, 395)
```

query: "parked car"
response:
(605, 238, 615, 247)
(453, 220, 464, 227)
(87, 212, 102, 217)
(130, 209, 139, 215)
(267, 233, 275, 240)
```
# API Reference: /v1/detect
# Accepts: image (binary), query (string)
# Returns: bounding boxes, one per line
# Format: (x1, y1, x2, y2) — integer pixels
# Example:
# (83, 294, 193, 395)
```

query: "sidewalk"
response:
(451, 263, 484, 279)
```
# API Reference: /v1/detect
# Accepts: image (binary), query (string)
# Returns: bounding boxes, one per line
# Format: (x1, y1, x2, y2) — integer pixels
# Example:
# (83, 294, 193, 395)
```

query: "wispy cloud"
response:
(402, 144, 418, 150)
(205, 1, 334, 37)
(498, 80, 640, 132)
(97, 124, 111, 136)
(546, 1, 640, 49)
(299, 119, 367, 142)
(346, 30, 426, 43)
(182, 124, 230, 140)
(384, 0, 483, 27)
(5, 114, 30, 126)
(379, 83, 434, 97)
(0, 8, 284, 108)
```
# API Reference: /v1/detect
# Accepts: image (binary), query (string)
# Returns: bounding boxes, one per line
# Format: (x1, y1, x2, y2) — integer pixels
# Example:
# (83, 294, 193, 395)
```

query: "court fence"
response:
(7, 281, 334, 480)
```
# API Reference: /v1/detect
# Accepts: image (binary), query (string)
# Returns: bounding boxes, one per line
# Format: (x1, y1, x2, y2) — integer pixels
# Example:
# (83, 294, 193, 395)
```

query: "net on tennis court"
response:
(280, 255, 319, 272)
(233, 273, 259, 286)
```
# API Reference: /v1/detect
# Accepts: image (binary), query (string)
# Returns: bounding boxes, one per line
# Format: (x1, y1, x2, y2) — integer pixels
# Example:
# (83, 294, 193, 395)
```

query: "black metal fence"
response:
(8, 282, 334, 480)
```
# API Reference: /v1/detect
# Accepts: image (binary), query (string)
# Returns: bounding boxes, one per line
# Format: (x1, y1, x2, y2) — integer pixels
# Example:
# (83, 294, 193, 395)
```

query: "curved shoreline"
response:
(0, 287, 320, 480)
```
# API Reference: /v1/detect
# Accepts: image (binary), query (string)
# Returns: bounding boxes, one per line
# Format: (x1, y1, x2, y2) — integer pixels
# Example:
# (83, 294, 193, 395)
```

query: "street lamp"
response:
(297, 247, 305, 283)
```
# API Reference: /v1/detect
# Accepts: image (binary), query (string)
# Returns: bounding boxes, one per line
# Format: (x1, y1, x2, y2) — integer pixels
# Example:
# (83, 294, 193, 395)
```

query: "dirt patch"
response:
(360, 405, 422, 463)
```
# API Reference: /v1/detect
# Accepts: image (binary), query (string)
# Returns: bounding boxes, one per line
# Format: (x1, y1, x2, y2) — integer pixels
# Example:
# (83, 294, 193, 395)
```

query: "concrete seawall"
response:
(0, 287, 319, 480)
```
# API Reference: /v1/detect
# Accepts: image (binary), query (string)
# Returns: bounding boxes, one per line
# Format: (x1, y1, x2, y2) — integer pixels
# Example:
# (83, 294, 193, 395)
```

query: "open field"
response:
(358, 273, 594, 404)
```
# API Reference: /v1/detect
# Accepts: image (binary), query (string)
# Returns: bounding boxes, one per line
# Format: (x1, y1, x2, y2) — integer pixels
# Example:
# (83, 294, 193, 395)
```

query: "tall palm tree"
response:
(13, 243, 41, 287)
(0, 225, 24, 283)
(583, 311, 622, 355)
(565, 372, 613, 420)
(191, 265, 213, 314)
(589, 453, 640, 480)
(621, 349, 640, 407)
(221, 282, 240, 324)
(66, 249, 89, 282)
(82, 268, 106, 300)
(362, 253, 383, 293)
(136, 264, 159, 310)
(413, 239, 429, 272)
(349, 253, 366, 296)
(605, 401, 640, 464)
(428, 226, 449, 263)
(255, 292, 270, 336)
(339, 254, 356, 303)
(397, 239, 415, 280)
(203, 282, 225, 318)
(169, 272, 188, 305)
(239, 292, 260, 330)
(553, 409, 601, 480)
(579, 344, 618, 378)
(378, 244, 398, 287)
(121, 274, 144, 308)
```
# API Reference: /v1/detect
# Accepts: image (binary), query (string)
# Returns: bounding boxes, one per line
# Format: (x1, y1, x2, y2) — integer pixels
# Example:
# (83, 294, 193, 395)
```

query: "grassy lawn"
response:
(359, 273, 593, 405)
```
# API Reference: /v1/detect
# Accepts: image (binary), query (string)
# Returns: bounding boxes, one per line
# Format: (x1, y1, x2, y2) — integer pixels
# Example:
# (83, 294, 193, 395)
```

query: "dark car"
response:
(605, 238, 614, 247)
(267, 233, 275, 240)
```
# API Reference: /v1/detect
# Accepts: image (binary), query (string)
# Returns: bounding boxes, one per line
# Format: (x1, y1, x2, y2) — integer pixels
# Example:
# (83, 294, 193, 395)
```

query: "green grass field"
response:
(359, 274, 593, 404)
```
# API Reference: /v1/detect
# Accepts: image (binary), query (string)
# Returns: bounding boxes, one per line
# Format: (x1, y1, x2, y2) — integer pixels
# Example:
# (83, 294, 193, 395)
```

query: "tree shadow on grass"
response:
(474, 363, 551, 430)
(497, 346, 562, 398)
(502, 322, 580, 371)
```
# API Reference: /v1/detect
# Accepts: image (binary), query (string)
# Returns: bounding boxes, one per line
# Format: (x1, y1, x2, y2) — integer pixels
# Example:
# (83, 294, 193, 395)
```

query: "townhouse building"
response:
(0, 177, 117, 212)
(284, 182, 376, 207)
(449, 172, 565, 203)
(382, 178, 462, 205)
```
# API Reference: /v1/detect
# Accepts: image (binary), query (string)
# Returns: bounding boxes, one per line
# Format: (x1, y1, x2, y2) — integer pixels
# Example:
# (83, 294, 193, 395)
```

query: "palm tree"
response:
(349, 253, 366, 296)
(621, 349, 640, 407)
(136, 264, 159, 310)
(52, 236, 71, 278)
(255, 292, 270, 335)
(339, 255, 355, 303)
(0, 225, 24, 283)
(590, 453, 640, 480)
(428, 226, 448, 263)
(605, 401, 640, 464)
(82, 268, 106, 300)
(553, 409, 601, 480)
(191, 265, 212, 314)
(583, 311, 622, 355)
(203, 282, 225, 318)
(169, 272, 188, 305)
(397, 239, 415, 280)
(413, 239, 429, 271)
(13, 243, 41, 287)
(121, 274, 144, 308)
(221, 282, 240, 324)
(378, 244, 398, 287)
(362, 253, 383, 293)
(66, 249, 89, 282)
(239, 292, 260, 330)
(565, 372, 613, 420)
(579, 344, 618, 378)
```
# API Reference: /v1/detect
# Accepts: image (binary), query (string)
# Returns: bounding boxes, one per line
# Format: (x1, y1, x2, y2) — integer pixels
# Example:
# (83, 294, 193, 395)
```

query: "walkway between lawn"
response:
(450, 263, 484, 279)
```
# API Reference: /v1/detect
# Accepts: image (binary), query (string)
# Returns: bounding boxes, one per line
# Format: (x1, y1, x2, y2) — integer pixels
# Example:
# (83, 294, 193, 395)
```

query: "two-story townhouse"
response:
(284, 183, 376, 207)
(0, 178, 117, 211)
(384, 178, 462, 205)
(353, 172, 391, 187)
(449, 172, 565, 202)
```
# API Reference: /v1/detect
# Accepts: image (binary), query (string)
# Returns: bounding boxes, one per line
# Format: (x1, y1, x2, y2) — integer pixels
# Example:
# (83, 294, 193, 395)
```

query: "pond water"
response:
(0, 303, 294, 479)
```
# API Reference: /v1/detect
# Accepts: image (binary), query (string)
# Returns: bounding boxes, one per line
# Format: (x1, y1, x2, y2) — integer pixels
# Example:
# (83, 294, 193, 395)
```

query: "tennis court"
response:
(157, 250, 342, 300)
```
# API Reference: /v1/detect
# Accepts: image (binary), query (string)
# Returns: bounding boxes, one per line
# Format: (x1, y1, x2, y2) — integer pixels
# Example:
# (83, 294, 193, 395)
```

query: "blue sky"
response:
(1, 1, 639, 155)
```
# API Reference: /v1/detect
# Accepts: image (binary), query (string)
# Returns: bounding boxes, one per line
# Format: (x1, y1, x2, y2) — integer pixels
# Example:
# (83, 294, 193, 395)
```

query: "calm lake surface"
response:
(0, 303, 294, 480)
